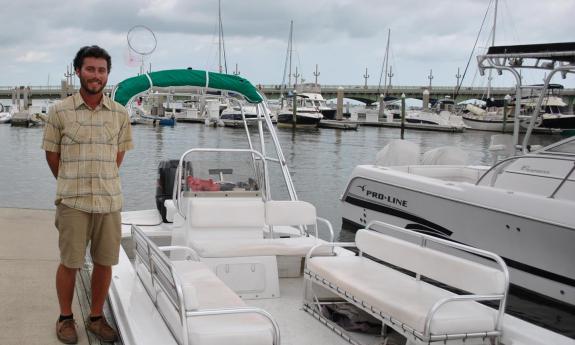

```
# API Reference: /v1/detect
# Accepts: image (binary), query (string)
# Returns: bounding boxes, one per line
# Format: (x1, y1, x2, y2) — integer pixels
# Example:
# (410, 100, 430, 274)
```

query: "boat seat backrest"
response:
(189, 197, 265, 228)
(355, 229, 506, 295)
(265, 200, 316, 226)
(186, 197, 265, 240)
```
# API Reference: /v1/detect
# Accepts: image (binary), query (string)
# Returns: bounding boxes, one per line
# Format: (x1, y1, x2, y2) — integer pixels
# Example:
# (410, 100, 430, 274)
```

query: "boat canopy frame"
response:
(112, 69, 301, 223)
(477, 42, 575, 153)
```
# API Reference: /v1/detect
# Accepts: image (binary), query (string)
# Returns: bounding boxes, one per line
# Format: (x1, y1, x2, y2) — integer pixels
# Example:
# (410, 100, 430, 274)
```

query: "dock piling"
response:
(400, 93, 406, 139)
(336, 87, 344, 121)
(292, 90, 297, 128)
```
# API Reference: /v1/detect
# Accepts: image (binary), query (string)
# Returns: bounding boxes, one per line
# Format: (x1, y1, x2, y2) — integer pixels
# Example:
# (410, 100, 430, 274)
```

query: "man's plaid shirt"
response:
(42, 93, 133, 213)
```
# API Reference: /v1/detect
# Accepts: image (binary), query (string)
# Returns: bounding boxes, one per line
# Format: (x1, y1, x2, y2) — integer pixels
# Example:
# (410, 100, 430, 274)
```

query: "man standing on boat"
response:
(42, 45, 133, 344)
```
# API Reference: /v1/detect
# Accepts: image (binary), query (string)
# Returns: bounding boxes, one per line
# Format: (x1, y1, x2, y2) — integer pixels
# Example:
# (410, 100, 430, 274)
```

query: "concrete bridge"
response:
(2, 84, 575, 107)
(258, 84, 575, 105)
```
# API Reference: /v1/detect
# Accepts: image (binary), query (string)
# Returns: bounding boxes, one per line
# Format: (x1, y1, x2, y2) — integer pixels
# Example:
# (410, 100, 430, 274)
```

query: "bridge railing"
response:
(256, 84, 517, 92)
(0, 85, 115, 91)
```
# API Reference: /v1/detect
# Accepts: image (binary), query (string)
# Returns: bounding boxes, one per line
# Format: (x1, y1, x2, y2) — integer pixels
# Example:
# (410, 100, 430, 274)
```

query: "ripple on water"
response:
(0, 123, 570, 338)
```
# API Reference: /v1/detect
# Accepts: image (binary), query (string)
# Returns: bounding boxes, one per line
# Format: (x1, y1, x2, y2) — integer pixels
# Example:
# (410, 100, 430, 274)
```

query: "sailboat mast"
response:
(217, 0, 228, 74)
(383, 29, 390, 96)
(218, 0, 222, 73)
(288, 20, 293, 89)
(487, 0, 498, 99)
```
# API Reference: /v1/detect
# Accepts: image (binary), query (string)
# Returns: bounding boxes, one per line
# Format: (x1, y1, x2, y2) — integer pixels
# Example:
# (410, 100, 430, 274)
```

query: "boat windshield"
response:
(179, 150, 264, 196)
(537, 136, 575, 156)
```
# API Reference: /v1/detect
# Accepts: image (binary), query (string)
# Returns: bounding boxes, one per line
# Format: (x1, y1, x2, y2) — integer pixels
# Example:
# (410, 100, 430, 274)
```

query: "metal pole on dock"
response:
(336, 87, 344, 121)
(400, 93, 406, 139)
(292, 90, 297, 128)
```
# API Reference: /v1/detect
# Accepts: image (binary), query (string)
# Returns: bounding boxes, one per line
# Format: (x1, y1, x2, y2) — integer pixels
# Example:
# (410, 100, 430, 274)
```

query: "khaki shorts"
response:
(55, 204, 121, 269)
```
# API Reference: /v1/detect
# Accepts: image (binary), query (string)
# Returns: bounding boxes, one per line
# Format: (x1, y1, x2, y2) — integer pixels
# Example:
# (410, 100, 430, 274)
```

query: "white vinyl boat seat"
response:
(185, 198, 332, 258)
(189, 236, 332, 257)
(132, 225, 279, 345)
(304, 221, 509, 345)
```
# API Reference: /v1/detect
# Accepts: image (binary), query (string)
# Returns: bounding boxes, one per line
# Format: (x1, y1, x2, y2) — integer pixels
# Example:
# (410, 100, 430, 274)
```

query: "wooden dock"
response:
(0, 208, 119, 345)
(360, 121, 465, 133)
(318, 119, 359, 130)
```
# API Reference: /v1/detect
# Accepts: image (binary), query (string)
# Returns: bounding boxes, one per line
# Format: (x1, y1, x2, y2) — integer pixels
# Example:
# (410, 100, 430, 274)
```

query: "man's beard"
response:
(79, 76, 106, 95)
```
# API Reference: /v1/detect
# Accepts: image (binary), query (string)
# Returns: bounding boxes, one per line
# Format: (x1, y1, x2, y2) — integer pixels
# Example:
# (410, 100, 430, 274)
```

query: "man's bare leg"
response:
(56, 264, 77, 316)
(90, 262, 111, 317)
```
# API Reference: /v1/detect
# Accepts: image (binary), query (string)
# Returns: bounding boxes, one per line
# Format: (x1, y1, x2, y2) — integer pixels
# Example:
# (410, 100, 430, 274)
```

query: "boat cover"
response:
(113, 69, 264, 106)
(486, 42, 575, 62)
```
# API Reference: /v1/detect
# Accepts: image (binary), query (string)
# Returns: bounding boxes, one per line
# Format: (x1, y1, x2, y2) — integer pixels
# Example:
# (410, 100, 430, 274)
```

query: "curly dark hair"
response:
(73, 45, 112, 72)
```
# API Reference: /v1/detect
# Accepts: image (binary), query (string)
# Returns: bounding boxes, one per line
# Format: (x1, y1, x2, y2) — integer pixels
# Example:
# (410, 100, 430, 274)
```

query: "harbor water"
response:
(0, 123, 572, 338)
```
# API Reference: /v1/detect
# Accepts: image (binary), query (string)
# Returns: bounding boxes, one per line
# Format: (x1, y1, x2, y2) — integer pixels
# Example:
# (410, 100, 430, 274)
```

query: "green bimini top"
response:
(112, 69, 264, 106)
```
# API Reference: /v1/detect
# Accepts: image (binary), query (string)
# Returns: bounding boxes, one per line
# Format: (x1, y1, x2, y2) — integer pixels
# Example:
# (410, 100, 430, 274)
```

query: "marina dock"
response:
(360, 120, 466, 132)
(0, 208, 116, 345)
(318, 119, 359, 130)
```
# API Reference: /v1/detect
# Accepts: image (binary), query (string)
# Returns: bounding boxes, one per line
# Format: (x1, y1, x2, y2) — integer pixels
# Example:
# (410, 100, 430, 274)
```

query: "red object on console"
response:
(187, 176, 221, 191)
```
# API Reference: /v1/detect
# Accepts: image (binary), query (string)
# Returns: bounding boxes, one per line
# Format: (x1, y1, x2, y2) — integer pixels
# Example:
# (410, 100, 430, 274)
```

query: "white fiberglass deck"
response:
(110, 246, 385, 345)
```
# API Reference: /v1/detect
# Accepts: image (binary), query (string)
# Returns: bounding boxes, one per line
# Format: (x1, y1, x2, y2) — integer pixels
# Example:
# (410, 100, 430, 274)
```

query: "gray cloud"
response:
(1, 0, 574, 87)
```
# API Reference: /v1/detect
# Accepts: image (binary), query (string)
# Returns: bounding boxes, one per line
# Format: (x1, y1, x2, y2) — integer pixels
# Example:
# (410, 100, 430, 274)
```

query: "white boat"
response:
(220, 103, 263, 127)
(410, 97, 467, 128)
(351, 98, 467, 131)
(276, 94, 323, 128)
(341, 43, 575, 313)
(297, 89, 336, 120)
(104, 67, 574, 345)
(524, 94, 575, 130)
(462, 93, 575, 132)
(0, 104, 12, 123)
(462, 103, 515, 132)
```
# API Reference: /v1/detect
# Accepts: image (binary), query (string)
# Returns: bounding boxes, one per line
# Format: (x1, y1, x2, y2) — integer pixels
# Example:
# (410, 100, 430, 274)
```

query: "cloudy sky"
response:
(1, 0, 574, 89)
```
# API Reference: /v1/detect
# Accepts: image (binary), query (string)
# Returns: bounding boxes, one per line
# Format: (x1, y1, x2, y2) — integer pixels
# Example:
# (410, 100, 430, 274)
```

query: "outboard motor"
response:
(156, 160, 179, 223)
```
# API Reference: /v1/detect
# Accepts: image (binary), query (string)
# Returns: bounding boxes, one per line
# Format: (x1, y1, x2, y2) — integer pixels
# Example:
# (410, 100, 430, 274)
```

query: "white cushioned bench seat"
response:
(304, 226, 508, 344)
(156, 260, 274, 345)
(189, 236, 331, 258)
(307, 256, 497, 335)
